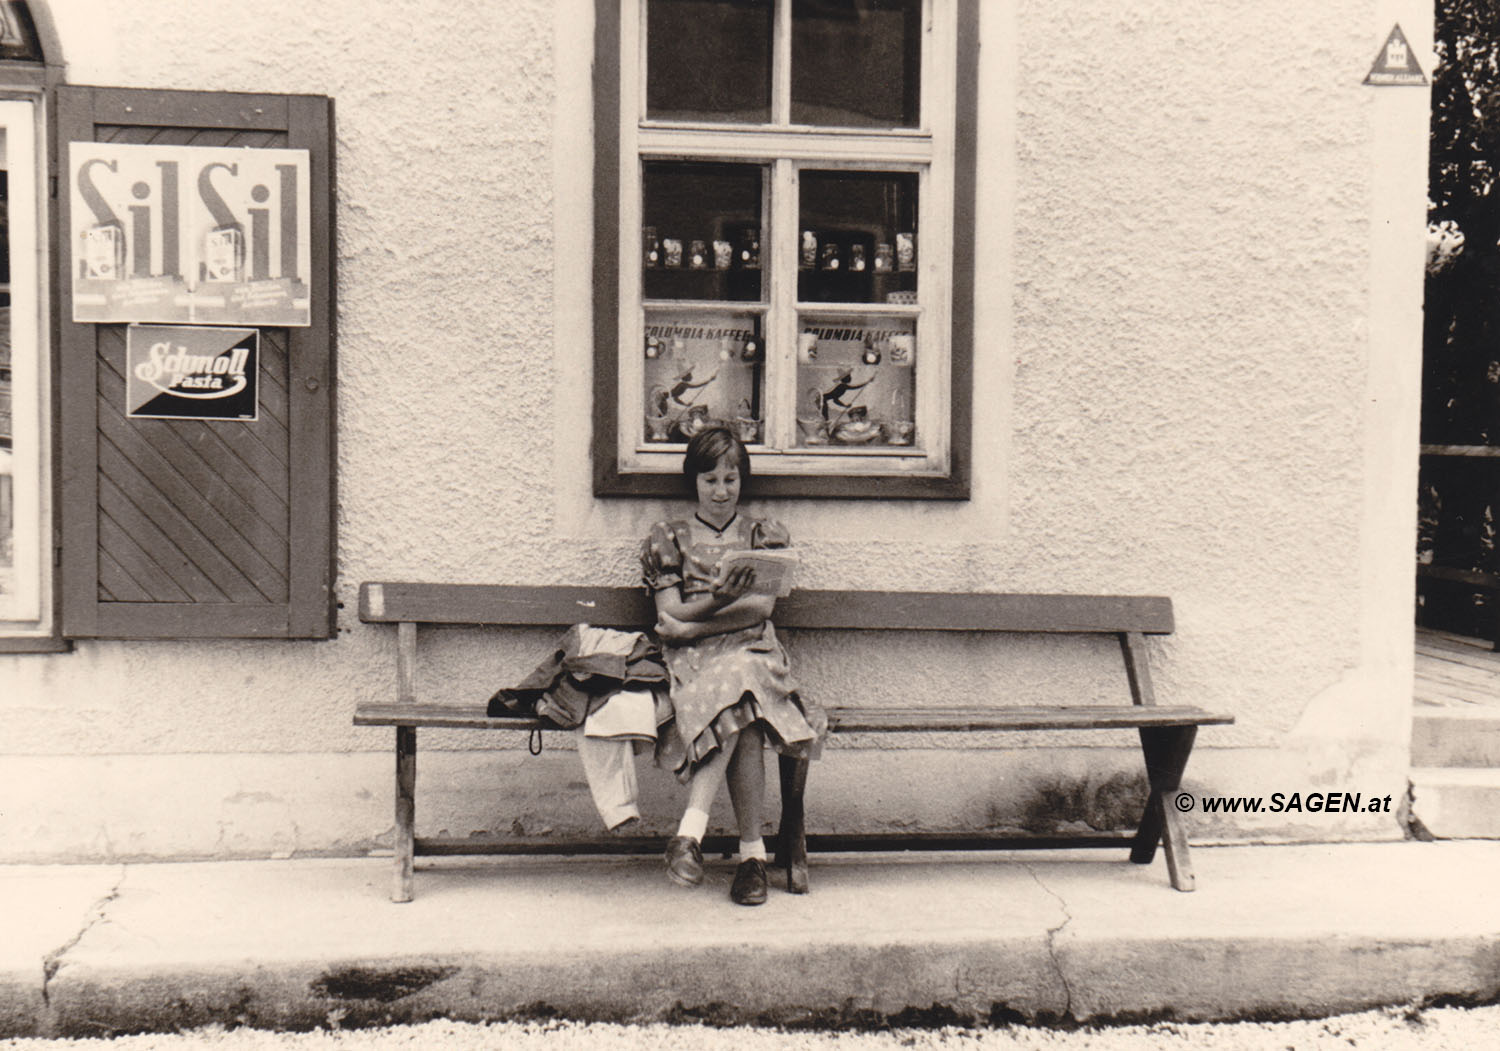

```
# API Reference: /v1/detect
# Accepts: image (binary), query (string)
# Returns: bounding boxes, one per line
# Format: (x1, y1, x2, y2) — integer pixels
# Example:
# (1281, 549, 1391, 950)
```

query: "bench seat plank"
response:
(355, 702, 1231, 733)
(828, 706, 1233, 732)
(355, 703, 544, 730)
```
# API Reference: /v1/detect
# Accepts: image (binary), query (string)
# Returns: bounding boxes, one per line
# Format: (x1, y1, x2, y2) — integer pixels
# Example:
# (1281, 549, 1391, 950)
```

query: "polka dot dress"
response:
(642, 516, 826, 782)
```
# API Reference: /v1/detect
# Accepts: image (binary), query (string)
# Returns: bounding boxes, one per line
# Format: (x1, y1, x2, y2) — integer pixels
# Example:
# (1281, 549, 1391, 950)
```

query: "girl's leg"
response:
(677, 737, 733, 840)
(726, 722, 766, 849)
(666, 740, 734, 888)
(726, 723, 769, 905)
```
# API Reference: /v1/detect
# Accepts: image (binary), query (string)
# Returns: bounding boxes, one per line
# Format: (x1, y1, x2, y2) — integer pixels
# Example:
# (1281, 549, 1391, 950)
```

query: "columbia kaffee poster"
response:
(69, 141, 312, 326)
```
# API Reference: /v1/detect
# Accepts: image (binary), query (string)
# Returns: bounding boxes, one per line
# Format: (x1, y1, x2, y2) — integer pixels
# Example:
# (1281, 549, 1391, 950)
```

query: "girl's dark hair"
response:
(682, 426, 752, 489)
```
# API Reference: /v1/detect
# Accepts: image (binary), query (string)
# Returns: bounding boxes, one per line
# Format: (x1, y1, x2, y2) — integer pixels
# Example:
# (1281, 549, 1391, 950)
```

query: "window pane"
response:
(644, 308, 766, 445)
(795, 312, 916, 448)
(643, 161, 764, 302)
(647, 0, 774, 124)
(798, 169, 917, 305)
(791, 0, 921, 128)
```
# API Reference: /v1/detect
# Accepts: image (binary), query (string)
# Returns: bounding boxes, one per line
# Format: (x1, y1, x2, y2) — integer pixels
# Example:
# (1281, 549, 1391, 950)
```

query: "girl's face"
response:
(695, 454, 742, 525)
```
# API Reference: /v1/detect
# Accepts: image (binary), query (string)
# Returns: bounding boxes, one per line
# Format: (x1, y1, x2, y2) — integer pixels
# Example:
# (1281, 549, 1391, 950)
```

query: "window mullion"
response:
(920, 0, 955, 469)
(916, 165, 945, 465)
(921, 0, 933, 130)
(766, 158, 799, 451)
(637, 126, 933, 164)
(633, 0, 649, 124)
(620, 0, 646, 457)
(773, 0, 792, 126)
(618, 158, 644, 457)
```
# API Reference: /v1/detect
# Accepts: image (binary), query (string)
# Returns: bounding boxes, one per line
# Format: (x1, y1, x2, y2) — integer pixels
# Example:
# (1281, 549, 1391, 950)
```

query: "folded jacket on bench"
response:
(489, 625, 673, 828)
(488, 623, 670, 729)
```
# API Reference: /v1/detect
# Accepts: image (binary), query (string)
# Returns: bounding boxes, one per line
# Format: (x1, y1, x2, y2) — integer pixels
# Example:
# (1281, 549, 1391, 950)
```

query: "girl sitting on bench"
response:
(641, 426, 826, 905)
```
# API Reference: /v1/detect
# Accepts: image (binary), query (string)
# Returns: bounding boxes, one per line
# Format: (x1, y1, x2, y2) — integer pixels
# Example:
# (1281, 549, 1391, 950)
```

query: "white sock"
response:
(677, 807, 709, 842)
(738, 837, 766, 861)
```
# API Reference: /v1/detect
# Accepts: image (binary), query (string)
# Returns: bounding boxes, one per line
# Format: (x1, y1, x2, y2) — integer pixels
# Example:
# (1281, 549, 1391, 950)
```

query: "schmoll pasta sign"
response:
(126, 325, 259, 422)
(69, 141, 312, 326)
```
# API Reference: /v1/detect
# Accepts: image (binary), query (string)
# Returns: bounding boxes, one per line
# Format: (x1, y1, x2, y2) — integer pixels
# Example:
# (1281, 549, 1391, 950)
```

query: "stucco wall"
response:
(0, 0, 1429, 861)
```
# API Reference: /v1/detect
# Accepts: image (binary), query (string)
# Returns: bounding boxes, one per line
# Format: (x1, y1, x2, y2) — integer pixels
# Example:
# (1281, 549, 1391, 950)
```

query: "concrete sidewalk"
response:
(3, 842, 1498, 1038)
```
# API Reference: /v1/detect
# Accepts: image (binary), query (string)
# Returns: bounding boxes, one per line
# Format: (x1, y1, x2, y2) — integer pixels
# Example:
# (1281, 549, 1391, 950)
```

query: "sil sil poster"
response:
(126, 325, 259, 422)
(70, 141, 312, 326)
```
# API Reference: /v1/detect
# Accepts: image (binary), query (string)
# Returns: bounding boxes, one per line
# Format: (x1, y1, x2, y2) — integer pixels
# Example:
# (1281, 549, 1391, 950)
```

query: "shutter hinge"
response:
(49, 174, 58, 199)
(55, 544, 63, 567)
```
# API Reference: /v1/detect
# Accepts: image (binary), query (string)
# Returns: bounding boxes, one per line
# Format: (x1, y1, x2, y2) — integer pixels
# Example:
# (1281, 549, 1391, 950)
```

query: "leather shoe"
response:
(665, 835, 704, 887)
(730, 857, 768, 906)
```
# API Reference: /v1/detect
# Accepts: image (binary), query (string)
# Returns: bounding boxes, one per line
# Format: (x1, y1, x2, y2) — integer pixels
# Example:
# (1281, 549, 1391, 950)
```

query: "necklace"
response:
(694, 511, 738, 537)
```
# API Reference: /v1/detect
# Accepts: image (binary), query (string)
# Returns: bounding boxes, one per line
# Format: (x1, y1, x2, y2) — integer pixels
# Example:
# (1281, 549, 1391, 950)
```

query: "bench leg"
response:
(1129, 725, 1197, 892)
(776, 754, 810, 894)
(393, 726, 416, 903)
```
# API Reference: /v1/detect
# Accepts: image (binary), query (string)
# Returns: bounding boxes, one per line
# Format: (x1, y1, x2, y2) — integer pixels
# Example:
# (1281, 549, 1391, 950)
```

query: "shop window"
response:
(594, 0, 978, 498)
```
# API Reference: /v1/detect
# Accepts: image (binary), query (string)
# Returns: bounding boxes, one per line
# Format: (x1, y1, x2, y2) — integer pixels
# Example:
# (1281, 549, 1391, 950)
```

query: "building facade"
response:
(1, 0, 1431, 861)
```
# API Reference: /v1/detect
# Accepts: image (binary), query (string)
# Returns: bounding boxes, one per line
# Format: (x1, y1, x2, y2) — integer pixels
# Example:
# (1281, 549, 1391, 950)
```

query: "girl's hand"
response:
(710, 565, 756, 602)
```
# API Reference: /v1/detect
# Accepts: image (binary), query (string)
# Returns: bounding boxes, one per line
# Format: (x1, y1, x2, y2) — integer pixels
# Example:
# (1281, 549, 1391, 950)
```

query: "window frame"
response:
(593, 0, 977, 499)
(0, 0, 64, 651)
(0, 94, 52, 645)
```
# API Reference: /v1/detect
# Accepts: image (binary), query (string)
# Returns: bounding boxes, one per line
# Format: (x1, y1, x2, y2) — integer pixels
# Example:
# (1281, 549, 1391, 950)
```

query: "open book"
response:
(718, 548, 800, 597)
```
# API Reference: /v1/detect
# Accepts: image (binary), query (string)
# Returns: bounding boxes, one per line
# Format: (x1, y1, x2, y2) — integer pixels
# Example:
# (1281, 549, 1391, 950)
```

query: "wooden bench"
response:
(354, 582, 1232, 902)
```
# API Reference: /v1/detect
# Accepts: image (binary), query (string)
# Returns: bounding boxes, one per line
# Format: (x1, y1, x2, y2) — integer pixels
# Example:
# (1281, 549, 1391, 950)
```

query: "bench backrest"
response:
(359, 583, 1174, 635)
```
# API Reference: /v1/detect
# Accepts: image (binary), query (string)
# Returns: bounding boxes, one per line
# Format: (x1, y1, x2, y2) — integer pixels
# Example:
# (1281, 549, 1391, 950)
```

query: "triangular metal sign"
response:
(1364, 24, 1427, 86)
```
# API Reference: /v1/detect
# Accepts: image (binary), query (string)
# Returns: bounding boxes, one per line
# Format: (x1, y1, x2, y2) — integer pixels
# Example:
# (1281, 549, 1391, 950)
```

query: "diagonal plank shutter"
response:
(55, 87, 336, 638)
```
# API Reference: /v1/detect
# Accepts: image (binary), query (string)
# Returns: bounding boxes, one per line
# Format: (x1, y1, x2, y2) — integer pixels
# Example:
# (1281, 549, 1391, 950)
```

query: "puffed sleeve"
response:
(749, 517, 791, 550)
(640, 520, 684, 591)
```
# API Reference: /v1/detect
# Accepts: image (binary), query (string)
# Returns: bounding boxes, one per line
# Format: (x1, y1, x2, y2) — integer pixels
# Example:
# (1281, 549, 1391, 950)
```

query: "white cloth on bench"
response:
(577, 688, 660, 830)
(583, 686, 659, 742)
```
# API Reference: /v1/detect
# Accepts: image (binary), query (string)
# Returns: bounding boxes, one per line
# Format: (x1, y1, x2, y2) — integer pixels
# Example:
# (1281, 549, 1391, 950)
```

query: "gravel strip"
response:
(3, 1005, 1498, 1050)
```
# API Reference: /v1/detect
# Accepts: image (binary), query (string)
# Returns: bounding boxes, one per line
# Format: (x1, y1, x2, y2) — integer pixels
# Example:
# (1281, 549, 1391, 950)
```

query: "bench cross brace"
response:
(1129, 724, 1198, 891)
(1119, 629, 1198, 892)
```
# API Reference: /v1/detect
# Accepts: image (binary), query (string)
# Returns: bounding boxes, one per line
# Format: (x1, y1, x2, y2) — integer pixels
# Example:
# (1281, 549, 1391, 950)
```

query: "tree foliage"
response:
(1419, 1, 1500, 635)
(1426, 0, 1500, 446)
(1430, 2, 1500, 238)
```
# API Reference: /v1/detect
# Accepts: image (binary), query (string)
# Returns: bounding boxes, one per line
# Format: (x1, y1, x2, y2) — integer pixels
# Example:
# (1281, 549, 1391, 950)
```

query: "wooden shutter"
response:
(55, 87, 336, 638)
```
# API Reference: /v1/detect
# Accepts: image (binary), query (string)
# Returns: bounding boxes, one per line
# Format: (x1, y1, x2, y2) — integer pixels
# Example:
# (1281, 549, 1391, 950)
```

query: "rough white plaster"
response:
(0, 0, 1430, 860)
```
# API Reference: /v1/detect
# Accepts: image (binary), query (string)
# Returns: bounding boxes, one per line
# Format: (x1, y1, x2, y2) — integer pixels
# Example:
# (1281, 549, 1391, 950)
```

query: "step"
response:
(1411, 709, 1500, 767)
(1410, 767, 1500, 839)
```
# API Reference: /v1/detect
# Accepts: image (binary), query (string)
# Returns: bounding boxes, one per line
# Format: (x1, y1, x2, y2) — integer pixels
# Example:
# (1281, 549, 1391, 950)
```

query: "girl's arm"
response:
(657, 592, 776, 642)
(653, 566, 774, 641)
(653, 565, 754, 624)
